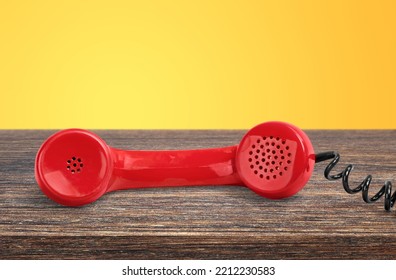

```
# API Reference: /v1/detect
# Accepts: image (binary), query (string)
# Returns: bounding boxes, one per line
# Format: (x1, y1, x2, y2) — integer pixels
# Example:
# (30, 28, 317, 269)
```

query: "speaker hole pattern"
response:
(248, 136, 293, 180)
(66, 156, 83, 174)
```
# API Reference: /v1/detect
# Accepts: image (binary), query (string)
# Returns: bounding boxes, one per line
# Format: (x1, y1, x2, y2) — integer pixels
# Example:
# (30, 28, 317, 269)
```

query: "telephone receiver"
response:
(35, 121, 316, 206)
(35, 121, 395, 211)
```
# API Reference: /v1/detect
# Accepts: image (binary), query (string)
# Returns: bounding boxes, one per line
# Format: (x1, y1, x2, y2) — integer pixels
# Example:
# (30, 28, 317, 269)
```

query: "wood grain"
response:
(0, 130, 395, 259)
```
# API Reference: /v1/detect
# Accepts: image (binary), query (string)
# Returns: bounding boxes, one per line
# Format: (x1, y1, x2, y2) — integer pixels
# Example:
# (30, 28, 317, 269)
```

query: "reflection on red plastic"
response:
(35, 121, 315, 206)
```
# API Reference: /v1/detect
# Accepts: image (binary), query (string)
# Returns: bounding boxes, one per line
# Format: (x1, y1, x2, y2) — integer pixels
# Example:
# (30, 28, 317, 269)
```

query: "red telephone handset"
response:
(35, 121, 315, 206)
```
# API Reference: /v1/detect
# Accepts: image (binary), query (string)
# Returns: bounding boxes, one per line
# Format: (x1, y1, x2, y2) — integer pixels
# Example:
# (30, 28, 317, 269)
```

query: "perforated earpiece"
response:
(236, 121, 315, 199)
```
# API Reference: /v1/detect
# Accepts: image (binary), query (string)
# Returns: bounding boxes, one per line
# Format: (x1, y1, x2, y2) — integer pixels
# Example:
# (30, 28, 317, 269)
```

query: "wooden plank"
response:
(0, 130, 395, 259)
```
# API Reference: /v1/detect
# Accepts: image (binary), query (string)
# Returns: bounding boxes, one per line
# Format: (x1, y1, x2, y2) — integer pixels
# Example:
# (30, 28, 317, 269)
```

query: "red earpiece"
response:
(35, 121, 316, 206)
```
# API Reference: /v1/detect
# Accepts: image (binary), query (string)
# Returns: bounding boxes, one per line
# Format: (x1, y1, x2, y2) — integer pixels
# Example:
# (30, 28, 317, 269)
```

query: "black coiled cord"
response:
(315, 151, 396, 211)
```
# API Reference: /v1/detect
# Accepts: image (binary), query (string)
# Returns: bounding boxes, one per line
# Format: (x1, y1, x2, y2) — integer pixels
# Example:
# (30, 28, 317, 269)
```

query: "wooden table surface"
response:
(0, 130, 395, 259)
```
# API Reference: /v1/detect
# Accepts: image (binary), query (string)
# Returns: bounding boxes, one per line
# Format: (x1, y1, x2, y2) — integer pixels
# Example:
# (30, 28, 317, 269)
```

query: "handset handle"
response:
(107, 145, 243, 192)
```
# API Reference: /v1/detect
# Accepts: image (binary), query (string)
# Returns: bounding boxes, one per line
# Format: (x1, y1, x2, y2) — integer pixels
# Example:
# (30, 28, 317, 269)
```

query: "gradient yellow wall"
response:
(0, 0, 395, 129)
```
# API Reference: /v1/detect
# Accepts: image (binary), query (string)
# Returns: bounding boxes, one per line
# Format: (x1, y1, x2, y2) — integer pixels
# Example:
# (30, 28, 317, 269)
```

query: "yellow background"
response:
(0, 0, 395, 129)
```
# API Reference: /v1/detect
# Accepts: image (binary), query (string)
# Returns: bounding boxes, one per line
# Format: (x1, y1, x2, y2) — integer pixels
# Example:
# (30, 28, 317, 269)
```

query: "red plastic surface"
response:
(235, 121, 316, 199)
(35, 121, 316, 206)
